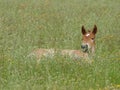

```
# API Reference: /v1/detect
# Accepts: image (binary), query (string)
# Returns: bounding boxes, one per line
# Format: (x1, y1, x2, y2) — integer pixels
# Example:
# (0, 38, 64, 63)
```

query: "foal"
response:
(28, 25, 97, 59)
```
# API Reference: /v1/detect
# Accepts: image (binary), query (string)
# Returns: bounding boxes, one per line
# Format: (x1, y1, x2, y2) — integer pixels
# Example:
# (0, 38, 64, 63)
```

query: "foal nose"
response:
(81, 44, 88, 49)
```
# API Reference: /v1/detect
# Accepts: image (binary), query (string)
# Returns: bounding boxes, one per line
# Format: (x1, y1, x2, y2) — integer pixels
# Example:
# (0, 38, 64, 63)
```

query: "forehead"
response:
(83, 32, 95, 38)
(85, 33, 90, 36)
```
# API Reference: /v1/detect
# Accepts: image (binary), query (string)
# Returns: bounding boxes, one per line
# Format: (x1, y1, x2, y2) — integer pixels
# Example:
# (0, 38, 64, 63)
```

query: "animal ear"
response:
(92, 25, 97, 34)
(82, 25, 86, 35)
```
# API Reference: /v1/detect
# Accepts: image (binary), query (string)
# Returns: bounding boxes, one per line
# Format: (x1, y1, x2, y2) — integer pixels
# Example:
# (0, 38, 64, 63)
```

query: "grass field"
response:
(0, 0, 120, 90)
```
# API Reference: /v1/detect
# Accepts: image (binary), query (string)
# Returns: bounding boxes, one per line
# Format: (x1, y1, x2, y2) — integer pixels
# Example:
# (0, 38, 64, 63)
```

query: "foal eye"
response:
(91, 38, 94, 40)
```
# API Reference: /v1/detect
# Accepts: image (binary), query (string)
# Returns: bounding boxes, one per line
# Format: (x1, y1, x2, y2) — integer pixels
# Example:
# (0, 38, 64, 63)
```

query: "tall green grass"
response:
(0, 0, 120, 90)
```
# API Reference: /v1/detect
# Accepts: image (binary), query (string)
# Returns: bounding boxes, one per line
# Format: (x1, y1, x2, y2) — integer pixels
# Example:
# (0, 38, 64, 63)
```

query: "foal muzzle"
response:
(81, 44, 88, 53)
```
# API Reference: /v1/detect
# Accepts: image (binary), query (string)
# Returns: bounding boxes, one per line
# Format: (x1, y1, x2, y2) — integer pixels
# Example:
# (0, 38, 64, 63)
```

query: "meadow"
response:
(0, 0, 120, 90)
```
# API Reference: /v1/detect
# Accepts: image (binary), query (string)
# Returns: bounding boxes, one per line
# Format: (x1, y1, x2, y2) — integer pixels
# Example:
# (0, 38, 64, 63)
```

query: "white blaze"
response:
(86, 33, 90, 36)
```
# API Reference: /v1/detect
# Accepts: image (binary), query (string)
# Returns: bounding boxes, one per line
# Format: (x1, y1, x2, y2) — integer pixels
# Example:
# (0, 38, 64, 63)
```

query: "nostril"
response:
(81, 44, 88, 49)
(81, 45, 85, 49)
(86, 44, 88, 48)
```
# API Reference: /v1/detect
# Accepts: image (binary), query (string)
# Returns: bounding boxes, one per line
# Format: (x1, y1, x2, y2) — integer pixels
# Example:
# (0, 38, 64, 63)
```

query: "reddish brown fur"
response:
(81, 25, 97, 53)
(28, 25, 97, 60)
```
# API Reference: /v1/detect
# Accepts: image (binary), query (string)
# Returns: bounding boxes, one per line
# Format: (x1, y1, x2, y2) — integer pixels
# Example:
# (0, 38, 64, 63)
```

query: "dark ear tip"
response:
(81, 25, 86, 35)
(82, 25, 84, 28)
(94, 25, 97, 28)
(93, 25, 97, 34)
(82, 25, 85, 30)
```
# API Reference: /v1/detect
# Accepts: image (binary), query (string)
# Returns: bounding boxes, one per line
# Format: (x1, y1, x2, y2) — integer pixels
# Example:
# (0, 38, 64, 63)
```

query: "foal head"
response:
(81, 25, 97, 53)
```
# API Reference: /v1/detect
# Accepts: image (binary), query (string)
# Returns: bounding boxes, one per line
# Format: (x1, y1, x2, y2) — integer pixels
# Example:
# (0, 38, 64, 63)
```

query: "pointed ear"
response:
(92, 25, 97, 34)
(82, 25, 86, 35)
